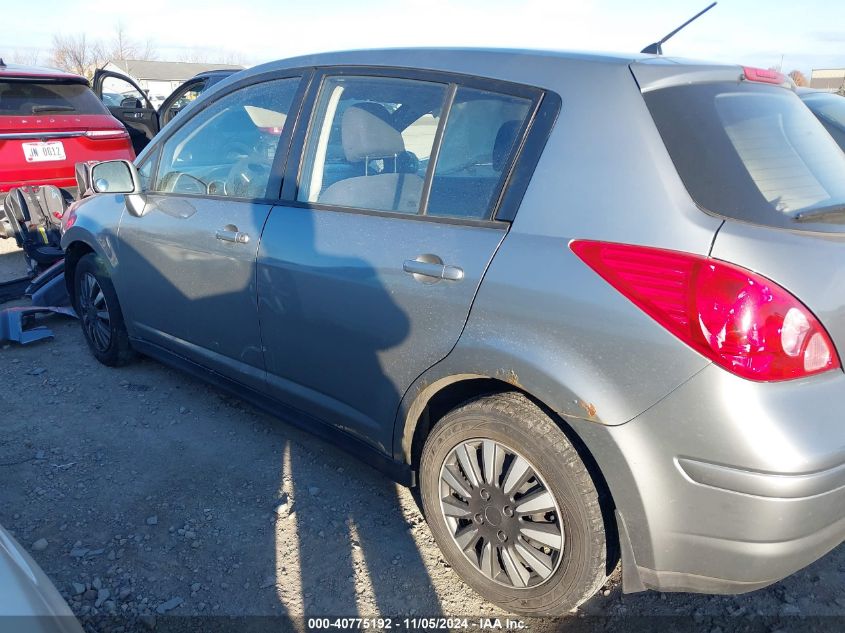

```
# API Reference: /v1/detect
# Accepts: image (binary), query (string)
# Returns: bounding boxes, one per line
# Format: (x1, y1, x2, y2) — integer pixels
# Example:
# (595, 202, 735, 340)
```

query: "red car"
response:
(0, 60, 134, 197)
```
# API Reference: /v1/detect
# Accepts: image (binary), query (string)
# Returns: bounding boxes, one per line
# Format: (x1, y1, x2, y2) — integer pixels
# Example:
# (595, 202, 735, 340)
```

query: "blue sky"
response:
(4, 0, 844, 75)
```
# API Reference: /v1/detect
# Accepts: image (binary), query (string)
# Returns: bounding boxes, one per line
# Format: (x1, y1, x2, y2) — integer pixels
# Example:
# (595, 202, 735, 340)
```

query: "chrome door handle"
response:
(403, 259, 464, 281)
(215, 229, 250, 244)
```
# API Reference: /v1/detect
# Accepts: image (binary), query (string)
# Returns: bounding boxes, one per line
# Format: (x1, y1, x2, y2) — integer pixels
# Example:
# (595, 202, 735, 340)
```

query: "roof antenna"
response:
(641, 2, 717, 55)
(0, 58, 6, 68)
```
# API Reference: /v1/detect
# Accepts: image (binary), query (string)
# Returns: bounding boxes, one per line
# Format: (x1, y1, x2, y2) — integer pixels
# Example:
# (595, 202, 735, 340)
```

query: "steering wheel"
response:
(225, 158, 270, 198)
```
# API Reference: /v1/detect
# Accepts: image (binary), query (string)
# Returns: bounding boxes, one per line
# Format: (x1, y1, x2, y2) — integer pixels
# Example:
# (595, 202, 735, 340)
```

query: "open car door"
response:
(92, 69, 160, 155)
(158, 76, 207, 128)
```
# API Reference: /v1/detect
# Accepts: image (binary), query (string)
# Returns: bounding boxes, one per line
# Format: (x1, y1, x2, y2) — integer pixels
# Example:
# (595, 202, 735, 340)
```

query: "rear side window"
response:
(297, 76, 448, 214)
(297, 75, 533, 220)
(644, 82, 845, 230)
(0, 81, 108, 115)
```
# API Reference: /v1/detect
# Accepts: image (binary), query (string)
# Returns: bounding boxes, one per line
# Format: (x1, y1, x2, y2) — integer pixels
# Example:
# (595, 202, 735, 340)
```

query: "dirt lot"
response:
(0, 238, 843, 632)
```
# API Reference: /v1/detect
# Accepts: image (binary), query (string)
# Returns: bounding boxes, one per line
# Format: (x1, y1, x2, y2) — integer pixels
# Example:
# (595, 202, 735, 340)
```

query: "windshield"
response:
(644, 82, 845, 231)
(0, 80, 109, 115)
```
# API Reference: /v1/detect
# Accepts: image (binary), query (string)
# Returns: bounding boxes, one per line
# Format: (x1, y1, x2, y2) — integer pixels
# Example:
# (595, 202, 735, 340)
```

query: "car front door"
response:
(92, 69, 160, 154)
(159, 77, 207, 128)
(257, 71, 540, 452)
(117, 74, 306, 388)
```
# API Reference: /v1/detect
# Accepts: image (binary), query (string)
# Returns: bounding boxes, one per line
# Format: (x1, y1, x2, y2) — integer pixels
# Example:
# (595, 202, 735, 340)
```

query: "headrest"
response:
(493, 120, 521, 172)
(342, 105, 405, 162)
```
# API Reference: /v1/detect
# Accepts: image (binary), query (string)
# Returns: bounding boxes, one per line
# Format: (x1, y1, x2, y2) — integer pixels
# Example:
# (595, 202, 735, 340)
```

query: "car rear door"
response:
(92, 69, 159, 154)
(257, 69, 545, 452)
(116, 72, 308, 388)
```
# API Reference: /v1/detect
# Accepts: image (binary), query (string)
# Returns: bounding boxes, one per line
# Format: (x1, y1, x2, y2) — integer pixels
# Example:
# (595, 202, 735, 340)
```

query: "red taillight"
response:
(570, 240, 840, 381)
(742, 66, 788, 86)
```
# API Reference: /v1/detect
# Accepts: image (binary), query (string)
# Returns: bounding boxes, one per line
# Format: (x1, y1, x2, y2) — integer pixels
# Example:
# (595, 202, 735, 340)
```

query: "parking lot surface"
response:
(1, 238, 843, 632)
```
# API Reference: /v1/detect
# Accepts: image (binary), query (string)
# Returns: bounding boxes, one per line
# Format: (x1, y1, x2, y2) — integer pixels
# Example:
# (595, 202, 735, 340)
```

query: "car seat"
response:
(2, 186, 68, 273)
(320, 105, 424, 213)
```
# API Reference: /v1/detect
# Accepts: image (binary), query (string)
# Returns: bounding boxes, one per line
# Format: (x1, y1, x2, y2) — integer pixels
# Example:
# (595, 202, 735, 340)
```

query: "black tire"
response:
(73, 253, 134, 367)
(420, 392, 610, 615)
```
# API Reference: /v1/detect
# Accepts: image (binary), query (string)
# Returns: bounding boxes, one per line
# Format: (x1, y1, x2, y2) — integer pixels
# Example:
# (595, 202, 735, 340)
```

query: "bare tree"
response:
(177, 47, 246, 66)
(788, 70, 809, 87)
(837, 80, 845, 97)
(49, 25, 158, 79)
(141, 38, 158, 62)
(9, 48, 41, 66)
(50, 33, 107, 79)
(108, 21, 157, 62)
(110, 21, 134, 62)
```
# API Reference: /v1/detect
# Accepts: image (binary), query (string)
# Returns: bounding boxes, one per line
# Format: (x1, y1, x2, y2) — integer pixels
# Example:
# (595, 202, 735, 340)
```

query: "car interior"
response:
(156, 93, 290, 199)
(299, 79, 532, 219)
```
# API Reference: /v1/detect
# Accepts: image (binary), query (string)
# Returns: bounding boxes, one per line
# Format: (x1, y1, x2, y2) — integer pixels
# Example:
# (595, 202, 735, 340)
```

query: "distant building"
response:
(102, 59, 243, 97)
(809, 68, 845, 92)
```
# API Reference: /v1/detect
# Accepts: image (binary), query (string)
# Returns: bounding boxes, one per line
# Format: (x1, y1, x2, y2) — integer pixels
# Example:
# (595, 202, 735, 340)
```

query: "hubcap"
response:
(79, 272, 111, 352)
(438, 439, 564, 589)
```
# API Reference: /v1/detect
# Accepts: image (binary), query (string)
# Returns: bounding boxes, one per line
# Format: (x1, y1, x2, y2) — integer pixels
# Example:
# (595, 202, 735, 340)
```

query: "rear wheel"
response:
(420, 392, 610, 615)
(74, 253, 134, 366)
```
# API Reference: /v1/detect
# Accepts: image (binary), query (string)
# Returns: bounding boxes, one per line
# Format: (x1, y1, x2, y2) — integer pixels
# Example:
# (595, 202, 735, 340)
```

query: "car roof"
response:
(225, 47, 741, 94)
(193, 69, 239, 80)
(0, 61, 87, 83)
(250, 47, 649, 74)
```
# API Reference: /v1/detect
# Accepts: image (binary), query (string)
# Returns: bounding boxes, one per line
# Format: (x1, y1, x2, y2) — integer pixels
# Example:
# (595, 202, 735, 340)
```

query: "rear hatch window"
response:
(0, 80, 108, 115)
(644, 82, 845, 231)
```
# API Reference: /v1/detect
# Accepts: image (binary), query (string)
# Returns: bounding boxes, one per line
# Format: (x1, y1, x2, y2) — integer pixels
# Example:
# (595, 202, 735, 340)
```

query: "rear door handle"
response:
(403, 258, 464, 281)
(215, 228, 250, 244)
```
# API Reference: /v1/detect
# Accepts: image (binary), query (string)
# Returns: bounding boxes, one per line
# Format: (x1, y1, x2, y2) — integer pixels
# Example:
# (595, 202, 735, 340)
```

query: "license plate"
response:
(22, 141, 66, 163)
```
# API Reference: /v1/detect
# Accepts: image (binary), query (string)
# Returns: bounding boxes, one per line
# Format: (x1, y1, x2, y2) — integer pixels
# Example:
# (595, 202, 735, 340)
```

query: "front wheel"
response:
(74, 253, 134, 367)
(420, 392, 612, 615)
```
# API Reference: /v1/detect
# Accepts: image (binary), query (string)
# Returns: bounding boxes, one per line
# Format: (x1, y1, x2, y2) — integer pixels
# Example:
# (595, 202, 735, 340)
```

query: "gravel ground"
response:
(0, 237, 843, 633)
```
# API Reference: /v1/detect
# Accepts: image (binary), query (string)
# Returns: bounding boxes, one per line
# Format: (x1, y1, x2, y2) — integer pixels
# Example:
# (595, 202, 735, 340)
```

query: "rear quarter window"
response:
(427, 87, 533, 220)
(644, 82, 845, 231)
(0, 80, 109, 115)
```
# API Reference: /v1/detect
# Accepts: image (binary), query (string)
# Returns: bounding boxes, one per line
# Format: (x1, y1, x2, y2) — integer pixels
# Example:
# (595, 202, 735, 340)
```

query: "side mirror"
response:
(91, 160, 140, 194)
(90, 160, 149, 217)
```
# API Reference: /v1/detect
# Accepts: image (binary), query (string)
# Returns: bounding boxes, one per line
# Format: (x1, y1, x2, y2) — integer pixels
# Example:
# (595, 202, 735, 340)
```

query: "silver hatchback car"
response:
(62, 49, 845, 615)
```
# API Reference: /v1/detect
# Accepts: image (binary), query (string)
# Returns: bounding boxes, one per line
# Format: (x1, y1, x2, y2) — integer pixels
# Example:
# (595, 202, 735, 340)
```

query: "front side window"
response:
(100, 75, 149, 109)
(154, 77, 300, 199)
(137, 153, 156, 191)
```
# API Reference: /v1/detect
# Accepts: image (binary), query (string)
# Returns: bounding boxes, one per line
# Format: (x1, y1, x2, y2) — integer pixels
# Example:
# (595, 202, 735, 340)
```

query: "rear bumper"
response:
(575, 364, 845, 593)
